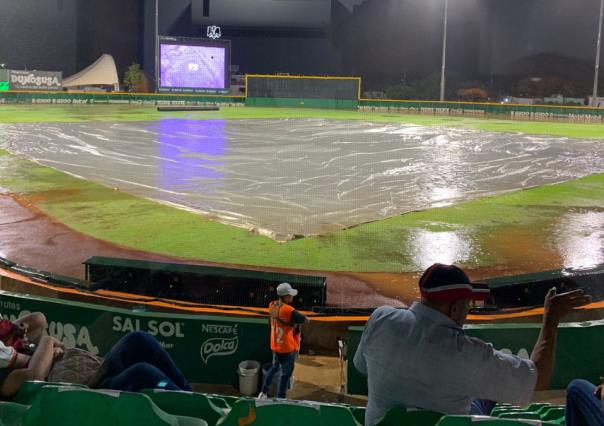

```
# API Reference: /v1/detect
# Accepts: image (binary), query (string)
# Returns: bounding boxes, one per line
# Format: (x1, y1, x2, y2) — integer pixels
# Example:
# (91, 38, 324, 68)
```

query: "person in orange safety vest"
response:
(258, 283, 307, 399)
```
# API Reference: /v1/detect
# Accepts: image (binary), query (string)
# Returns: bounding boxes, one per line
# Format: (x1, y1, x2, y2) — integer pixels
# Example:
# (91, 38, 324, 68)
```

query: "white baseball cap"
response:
(276, 282, 298, 297)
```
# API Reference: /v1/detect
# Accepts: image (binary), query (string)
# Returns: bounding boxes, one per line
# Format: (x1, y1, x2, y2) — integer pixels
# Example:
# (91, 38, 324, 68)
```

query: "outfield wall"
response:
(0, 90, 245, 106)
(359, 99, 604, 123)
(2, 90, 604, 123)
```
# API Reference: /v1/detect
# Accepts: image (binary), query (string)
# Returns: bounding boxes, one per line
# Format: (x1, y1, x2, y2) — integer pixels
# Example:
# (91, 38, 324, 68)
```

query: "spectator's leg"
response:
(469, 399, 496, 416)
(261, 352, 280, 395)
(14, 312, 47, 345)
(98, 332, 191, 391)
(276, 352, 296, 399)
(101, 362, 180, 392)
(566, 379, 604, 426)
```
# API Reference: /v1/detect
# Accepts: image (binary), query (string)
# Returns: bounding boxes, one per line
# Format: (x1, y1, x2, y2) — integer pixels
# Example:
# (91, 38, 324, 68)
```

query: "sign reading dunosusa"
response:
(9, 70, 62, 91)
(0, 290, 271, 384)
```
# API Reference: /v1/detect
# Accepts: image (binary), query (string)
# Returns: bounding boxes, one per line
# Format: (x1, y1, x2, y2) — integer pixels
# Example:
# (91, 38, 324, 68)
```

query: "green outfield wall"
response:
(0, 90, 245, 106)
(2, 90, 604, 122)
(359, 99, 604, 122)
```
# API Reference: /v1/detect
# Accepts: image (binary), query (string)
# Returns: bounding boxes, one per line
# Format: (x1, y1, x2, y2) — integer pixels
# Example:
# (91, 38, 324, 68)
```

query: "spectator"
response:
(88, 331, 191, 392)
(566, 379, 604, 426)
(0, 312, 59, 397)
(258, 283, 307, 399)
(354, 263, 591, 426)
(0, 312, 190, 397)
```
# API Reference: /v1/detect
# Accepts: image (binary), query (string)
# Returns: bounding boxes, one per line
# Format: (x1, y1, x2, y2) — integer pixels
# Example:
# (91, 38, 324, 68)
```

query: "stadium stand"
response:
(0, 381, 569, 426)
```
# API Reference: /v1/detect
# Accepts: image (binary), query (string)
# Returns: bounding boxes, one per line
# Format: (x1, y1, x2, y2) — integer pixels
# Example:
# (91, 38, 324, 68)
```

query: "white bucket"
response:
(238, 360, 260, 396)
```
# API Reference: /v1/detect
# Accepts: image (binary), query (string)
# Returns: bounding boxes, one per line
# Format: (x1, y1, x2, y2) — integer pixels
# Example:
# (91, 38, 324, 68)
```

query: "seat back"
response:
(142, 389, 227, 426)
(21, 385, 207, 426)
(437, 415, 560, 426)
(0, 401, 29, 425)
(375, 406, 443, 426)
(12, 381, 87, 405)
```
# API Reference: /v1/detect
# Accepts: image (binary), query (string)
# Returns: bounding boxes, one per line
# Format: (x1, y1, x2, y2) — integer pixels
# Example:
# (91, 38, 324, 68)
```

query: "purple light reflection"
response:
(155, 119, 226, 192)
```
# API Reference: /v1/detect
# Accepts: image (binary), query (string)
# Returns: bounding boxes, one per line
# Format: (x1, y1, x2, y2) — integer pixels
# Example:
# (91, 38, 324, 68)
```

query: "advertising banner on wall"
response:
(0, 70, 8, 91)
(9, 70, 63, 91)
(0, 290, 271, 384)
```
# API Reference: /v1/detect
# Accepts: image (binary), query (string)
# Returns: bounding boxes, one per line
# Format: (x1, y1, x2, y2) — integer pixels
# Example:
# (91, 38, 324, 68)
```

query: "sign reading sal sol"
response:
(0, 290, 270, 384)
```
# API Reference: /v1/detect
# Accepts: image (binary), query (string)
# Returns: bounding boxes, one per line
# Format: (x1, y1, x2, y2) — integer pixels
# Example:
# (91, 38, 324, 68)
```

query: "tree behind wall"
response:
(123, 63, 148, 92)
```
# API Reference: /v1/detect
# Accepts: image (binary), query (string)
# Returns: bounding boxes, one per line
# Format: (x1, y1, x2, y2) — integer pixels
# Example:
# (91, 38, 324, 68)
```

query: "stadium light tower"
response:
(155, 0, 160, 93)
(439, 0, 449, 102)
(593, 0, 604, 105)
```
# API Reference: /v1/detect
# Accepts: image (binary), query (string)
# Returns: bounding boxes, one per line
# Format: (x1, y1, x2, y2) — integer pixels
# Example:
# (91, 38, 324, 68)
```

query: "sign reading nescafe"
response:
(9, 70, 63, 91)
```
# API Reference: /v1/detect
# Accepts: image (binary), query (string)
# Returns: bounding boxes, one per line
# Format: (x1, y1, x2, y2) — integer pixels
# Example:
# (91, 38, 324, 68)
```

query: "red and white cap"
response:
(419, 263, 490, 302)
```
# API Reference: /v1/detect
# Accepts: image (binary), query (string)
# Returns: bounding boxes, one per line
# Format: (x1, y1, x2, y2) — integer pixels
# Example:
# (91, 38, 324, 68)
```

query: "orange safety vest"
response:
(269, 300, 296, 353)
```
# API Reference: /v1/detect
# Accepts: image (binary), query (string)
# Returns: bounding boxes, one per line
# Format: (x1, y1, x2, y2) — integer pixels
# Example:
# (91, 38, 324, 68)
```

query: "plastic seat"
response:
(540, 406, 565, 422)
(142, 389, 227, 426)
(436, 415, 560, 426)
(0, 401, 29, 425)
(498, 412, 541, 420)
(216, 399, 325, 426)
(351, 406, 365, 424)
(375, 406, 443, 426)
(12, 380, 88, 405)
(318, 403, 362, 426)
(189, 393, 236, 409)
(20, 385, 207, 426)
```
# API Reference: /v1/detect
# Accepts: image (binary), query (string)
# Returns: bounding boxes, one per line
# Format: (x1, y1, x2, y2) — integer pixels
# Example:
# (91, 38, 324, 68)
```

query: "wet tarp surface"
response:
(1, 118, 603, 240)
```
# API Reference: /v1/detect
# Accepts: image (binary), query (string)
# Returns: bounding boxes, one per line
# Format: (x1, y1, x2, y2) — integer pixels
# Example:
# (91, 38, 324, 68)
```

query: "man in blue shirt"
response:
(354, 263, 590, 426)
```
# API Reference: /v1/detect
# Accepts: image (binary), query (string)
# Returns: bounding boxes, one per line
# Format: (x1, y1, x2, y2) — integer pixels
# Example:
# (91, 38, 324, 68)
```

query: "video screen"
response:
(159, 42, 228, 92)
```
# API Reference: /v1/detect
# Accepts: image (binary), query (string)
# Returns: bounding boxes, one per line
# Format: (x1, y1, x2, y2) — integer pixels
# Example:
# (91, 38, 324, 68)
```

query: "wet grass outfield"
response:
(0, 105, 603, 274)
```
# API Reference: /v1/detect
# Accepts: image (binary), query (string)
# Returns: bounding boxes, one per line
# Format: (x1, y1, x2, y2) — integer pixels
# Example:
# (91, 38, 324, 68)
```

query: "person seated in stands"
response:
(565, 379, 604, 426)
(0, 312, 191, 397)
(87, 331, 192, 392)
(353, 263, 591, 426)
(0, 312, 56, 397)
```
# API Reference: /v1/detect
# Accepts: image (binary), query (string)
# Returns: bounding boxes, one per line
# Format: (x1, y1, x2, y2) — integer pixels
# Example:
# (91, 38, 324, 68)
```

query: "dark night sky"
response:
(1, 0, 603, 91)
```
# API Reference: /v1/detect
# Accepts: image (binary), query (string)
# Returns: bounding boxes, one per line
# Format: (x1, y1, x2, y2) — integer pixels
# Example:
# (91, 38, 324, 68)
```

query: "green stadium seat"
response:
(20, 385, 208, 426)
(525, 403, 552, 413)
(141, 389, 228, 426)
(436, 415, 561, 426)
(217, 399, 320, 426)
(318, 403, 362, 426)
(0, 401, 29, 425)
(374, 406, 443, 426)
(207, 394, 238, 408)
(498, 411, 541, 420)
(208, 397, 232, 410)
(351, 406, 365, 424)
(490, 402, 566, 424)
(12, 381, 87, 405)
(539, 406, 565, 422)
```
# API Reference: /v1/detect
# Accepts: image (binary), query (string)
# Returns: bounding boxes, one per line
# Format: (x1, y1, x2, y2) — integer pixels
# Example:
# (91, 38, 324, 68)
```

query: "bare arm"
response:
(531, 288, 591, 391)
(0, 336, 63, 398)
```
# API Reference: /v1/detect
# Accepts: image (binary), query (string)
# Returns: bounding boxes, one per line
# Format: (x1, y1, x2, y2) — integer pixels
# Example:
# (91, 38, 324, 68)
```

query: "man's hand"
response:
(543, 287, 592, 323)
(52, 346, 64, 361)
(51, 337, 65, 349)
(595, 381, 604, 406)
